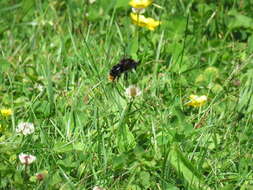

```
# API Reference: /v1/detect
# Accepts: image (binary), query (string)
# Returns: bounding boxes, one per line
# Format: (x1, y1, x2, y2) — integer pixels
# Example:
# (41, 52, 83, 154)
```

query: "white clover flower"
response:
(89, 0, 96, 4)
(93, 186, 105, 190)
(16, 122, 35, 135)
(34, 84, 44, 92)
(125, 85, 142, 98)
(131, 7, 146, 14)
(19, 153, 36, 165)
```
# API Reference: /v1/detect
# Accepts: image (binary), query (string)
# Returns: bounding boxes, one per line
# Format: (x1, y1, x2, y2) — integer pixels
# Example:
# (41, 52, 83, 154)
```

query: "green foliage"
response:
(0, 0, 253, 189)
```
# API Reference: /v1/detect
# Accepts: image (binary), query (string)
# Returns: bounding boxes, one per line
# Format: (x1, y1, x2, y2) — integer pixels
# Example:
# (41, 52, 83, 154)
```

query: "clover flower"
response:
(93, 186, 105, 190)
(132, 7, 146, 14)
(36, 170, 48, 181)
(0, 108, 13, 117)
(130, 13, 161, 31)
(16, 122, 35, 135)
(186, 95, 207, 107)
(125, 85, 142, 98)
(19, 153, 36, 165)
(89, 0, 96, 4)
(129, 0, 153, 8)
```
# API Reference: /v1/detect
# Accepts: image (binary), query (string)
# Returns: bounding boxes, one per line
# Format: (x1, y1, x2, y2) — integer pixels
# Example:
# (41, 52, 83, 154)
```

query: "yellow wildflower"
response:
(129, 0, 153, 9)
(186, 95, 207, 107)
(130, 13, 161, 31)
(0, 108, 13, 117)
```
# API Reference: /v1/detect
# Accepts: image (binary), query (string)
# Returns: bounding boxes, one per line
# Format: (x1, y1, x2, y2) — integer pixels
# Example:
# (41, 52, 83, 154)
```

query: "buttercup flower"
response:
(16, 122, 35, 135)
(125, 85, 142, 98)
(19, 153, 36, 165)
(186, 95, 207, 107)
(129, 0, 153, 8)
(0, 108, 13, 117)
(130, 13, 161, 31)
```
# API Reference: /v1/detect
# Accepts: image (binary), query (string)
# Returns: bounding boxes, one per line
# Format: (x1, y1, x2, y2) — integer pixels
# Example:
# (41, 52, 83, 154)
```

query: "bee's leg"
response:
(124, 72, 130, 86)
(124, 72, 128, 81)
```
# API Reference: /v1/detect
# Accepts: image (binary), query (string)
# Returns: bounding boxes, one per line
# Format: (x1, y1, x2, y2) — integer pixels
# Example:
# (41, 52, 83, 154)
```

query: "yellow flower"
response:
(186, 95, 207, 107)
(0, 108, 13, 117)
(130, 13, 161, 31)
(129, 0, 153, 8)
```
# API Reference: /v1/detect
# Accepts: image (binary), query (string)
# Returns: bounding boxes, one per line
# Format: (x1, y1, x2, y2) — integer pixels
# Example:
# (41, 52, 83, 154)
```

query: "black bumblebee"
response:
(109, 58, 139, 82)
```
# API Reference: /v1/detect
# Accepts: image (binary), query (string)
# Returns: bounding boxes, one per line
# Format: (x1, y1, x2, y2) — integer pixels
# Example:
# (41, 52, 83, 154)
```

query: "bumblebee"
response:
(109, 58, 139, 82)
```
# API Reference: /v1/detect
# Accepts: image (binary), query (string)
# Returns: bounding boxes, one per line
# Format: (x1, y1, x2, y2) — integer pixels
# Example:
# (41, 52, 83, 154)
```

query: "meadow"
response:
(1, 0, 253, 189)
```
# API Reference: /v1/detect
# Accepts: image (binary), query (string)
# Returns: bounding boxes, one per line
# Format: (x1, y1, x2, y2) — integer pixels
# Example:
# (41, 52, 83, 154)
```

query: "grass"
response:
(1, 0, 253, 189)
